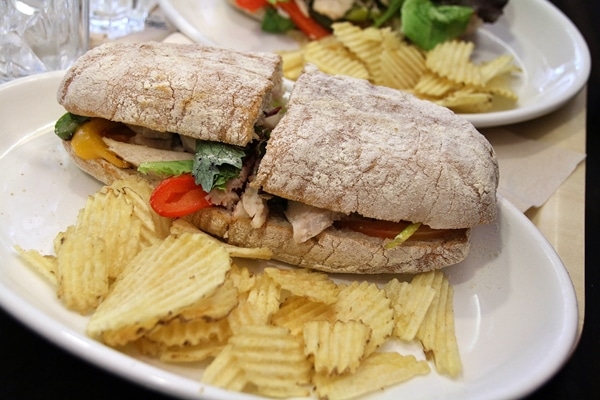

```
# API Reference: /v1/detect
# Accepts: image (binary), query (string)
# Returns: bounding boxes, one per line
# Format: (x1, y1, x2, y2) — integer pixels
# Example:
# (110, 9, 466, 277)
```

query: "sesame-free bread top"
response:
(254, 66, 499, 230)
(57, 41, 283, 147)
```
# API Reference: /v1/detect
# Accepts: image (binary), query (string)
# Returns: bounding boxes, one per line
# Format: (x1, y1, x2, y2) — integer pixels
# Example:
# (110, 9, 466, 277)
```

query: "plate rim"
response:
(158, 0, 591, 129)
(0, 71, 579, 400)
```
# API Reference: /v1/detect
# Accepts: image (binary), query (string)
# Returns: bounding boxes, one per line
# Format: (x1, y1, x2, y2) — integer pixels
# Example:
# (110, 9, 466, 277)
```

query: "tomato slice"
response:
(236, 0, 268, 12)
(336, 219, 413, 239)
(150, 174, 212, 218)
(335, 219, 456, 240)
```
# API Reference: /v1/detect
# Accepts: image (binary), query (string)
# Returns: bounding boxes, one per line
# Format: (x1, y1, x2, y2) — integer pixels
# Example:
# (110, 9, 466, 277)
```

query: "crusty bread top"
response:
(57, 41, 282, 147)
(254, 65, 499, 229)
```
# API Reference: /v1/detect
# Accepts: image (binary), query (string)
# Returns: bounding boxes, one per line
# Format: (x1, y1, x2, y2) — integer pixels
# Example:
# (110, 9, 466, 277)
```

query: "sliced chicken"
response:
(103, 137, 193, 167)
(285, 200, 343, 243)
(312, 0, 355, 20)
(239, 186, 269, 228)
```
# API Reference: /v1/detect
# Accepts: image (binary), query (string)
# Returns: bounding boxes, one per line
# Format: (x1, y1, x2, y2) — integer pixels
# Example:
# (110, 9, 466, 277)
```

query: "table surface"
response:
(502, 87, 587, 339)
(0, 1, 595, 399)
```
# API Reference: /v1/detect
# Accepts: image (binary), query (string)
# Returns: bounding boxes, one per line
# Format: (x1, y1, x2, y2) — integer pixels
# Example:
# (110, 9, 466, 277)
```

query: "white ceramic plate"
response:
(159, 0, 591, 128)
(0, 72, 579, 400)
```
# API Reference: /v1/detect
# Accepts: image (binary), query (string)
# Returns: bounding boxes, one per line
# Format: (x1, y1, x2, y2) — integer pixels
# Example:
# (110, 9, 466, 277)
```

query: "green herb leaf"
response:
(54, 113, 91, 140)
(192, 141, 246, 192)
(401, 0, 473, 51)
(262, 7, 296, 33)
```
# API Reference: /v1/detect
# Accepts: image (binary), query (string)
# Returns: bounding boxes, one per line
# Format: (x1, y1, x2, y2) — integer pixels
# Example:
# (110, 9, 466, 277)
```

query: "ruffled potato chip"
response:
(304, 38, 369, 80)
(333, 281, 394, 356)
(416, 271, 462, 378)
(17, 177, 470, 398)
(264, 266, 339, 304)
(332, 22, 384, 78)
(14, 246, 58, 285)
(272, 295, 337, 336)
(303, 319, 371, 375)
(313, 352, 430, 400)
(228, 325, 312, 397)
(279, 23, 519, 114)
(87, 232, 231, 346)
(145, 316, 231, 347)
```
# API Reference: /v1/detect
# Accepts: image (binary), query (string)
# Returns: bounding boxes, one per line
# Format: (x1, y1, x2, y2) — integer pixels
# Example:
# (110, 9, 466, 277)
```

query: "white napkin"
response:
(484, 128, 586, 212)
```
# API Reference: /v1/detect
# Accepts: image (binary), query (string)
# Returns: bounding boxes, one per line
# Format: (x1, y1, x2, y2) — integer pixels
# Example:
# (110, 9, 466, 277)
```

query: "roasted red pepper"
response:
(235, 0, 268, 12)
(236, 0, 330, 40)
(149, 174, 212, 218)
(274, 1, 330, 40)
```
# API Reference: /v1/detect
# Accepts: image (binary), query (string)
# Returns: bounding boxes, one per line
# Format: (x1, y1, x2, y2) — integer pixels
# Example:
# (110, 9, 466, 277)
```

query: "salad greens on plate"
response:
(239, 0, 509, 50)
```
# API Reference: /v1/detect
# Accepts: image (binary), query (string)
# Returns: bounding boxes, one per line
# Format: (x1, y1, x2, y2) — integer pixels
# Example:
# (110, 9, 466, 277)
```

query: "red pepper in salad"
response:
(235, 0, 268, 12)
(236, 0, 330, 40)
(273, 1, 330, 40)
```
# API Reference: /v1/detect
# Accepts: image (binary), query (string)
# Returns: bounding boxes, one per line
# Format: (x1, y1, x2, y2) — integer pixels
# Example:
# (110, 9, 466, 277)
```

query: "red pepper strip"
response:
(149, 174, 212, 218)
(235, 0, 268, 12)
(274, 1, 330, 40)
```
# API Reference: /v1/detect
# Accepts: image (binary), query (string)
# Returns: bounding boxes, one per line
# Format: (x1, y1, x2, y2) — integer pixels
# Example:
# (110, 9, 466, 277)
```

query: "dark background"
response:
(1, 1, 598, 399)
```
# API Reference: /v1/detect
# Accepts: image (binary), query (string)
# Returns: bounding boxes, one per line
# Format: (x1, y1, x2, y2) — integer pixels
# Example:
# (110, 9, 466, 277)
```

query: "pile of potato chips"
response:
(279, 21, 520, 113)
(16, 177, 463, 399)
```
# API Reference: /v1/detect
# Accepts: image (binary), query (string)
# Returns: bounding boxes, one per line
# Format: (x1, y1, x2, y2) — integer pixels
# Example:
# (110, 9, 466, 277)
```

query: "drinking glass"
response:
(89, 0, 153, 39)
(0, 0, 89, 83)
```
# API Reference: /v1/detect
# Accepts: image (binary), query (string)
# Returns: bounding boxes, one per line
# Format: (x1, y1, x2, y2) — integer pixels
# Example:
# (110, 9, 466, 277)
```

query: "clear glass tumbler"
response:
(89, 0, 153, 39)
(0, 0, 89, 83)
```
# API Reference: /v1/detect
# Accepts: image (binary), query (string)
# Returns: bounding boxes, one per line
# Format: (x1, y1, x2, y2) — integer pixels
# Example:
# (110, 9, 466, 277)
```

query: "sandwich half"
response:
(187, 65, 499, 273)
(56, 40, 284, 211)
(55, 42, 498, 274)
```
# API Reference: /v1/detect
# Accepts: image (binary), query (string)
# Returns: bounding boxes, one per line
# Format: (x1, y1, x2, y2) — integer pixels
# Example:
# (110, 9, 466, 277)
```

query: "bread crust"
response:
(62, 140, 151, 185)
(254, 66, 499, 229)
(184, 207, 470, 274)
(57, 41, 282, 147)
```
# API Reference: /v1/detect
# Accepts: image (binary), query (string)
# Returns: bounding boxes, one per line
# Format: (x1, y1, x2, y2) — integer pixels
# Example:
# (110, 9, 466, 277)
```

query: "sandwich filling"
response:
(54, 112, 454, 247)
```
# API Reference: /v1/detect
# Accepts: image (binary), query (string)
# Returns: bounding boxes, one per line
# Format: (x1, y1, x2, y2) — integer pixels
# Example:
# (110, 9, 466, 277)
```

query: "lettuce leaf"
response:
(137, 141, 246, 193)
(401, 0, 473, 51)
(138, 160, 193, 176)
(262, 7, 295, 33)
(437, 0, 508, 23)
